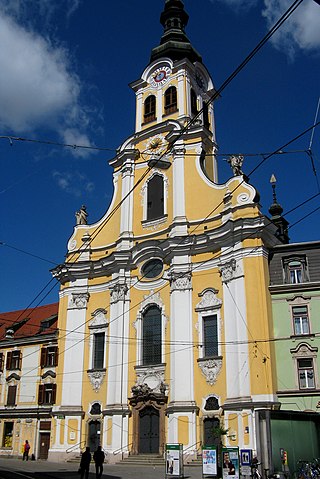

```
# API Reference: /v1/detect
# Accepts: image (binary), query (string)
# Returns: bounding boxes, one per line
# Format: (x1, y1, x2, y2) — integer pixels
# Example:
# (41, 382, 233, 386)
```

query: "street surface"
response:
(0, 458, 203, 479)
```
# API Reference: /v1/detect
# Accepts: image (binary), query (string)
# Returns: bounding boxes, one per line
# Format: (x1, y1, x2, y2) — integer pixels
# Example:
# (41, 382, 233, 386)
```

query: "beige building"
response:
(0, 303, 58, 459)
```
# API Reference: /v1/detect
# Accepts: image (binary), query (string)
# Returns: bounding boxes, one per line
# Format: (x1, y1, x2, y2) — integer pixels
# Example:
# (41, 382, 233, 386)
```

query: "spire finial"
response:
(268, 174, 289, 244)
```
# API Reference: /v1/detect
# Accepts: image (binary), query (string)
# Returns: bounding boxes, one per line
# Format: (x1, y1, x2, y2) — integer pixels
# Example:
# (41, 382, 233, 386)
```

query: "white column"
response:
(167, 261, 197, 446)
(61, 288, 88, 407)
(157, 88, 162, 122)
(136, 91, 143, 133)
(105, 283, 130, 453)
(178, 72, 185, 116)
(220, 256, 250, 401)
(119, 159, 134, 247)
(171, 144, 187, 236)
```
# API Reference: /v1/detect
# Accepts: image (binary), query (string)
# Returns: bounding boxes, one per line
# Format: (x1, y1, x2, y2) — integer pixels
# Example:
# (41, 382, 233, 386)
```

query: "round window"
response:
(141, 259, 163, 279)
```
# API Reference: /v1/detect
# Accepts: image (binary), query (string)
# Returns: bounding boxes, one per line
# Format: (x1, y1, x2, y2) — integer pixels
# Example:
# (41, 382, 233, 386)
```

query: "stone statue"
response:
(75, 205, 88, 225)
(227, 155, 244, 176)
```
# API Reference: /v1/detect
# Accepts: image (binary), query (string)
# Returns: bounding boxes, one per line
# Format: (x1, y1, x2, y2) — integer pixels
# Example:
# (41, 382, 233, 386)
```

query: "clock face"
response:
(150, 66, 171, 88)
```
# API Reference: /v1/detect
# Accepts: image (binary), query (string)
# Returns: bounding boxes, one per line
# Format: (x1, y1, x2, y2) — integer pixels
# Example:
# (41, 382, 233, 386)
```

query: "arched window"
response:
(143, 306, 162, 365)
(147, 174, 164, 221)
(164, 86, 178, 115)
(144, 95, 156, 123)
(191, 89, 198, 116)
(203, 101, 210, 129)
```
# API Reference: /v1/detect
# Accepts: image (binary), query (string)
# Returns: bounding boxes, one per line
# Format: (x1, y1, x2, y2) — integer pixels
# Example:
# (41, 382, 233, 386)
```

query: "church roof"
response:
(150, 0, 202, 64)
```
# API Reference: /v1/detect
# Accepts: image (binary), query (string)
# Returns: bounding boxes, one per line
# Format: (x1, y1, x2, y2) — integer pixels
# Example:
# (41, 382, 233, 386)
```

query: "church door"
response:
(139, 406, 159, 453)
(88, 420, 100, 452)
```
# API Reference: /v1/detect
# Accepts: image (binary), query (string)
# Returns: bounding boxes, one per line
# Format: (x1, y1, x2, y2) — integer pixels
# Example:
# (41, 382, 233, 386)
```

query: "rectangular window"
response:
(2, 422, 14, 448)
(203, 315, 218, 357)
(298, 358, 315, 389)
(6, 350, 22, 370)
(38, 384, 57, 405)
(93, 333, 105, 369)
(6, 385, 17, 406)
(289, 262, 303, 283)
(40, 346, 58, 368)
(292, 306, 310, 335)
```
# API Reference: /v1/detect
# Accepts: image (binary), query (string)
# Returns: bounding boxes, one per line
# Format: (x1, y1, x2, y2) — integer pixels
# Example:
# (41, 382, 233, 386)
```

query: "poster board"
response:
(202, 446, 217, 477)
(240, 449, 252, 476)
(222, 448, 240, 479)
(165, 444, 184, 478)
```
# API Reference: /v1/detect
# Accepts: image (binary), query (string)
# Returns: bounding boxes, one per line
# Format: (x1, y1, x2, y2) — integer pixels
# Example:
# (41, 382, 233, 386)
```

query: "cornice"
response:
(54, 215, 274, 283)
(269, 282, 320, 295)
(0, 332, 58, 348)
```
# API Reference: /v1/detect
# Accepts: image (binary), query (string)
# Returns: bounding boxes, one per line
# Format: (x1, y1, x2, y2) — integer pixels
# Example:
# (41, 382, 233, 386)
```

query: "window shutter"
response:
(38, 384, 45, 404)
(40, 348, 47, 368)
(54, 347, 59, 367)
(6, 352, 12, 370)
(18, 350, 22, 369)
(7, 385, 17, 406)
(0, 353, 4, 372)
(52, 384, 57, 404)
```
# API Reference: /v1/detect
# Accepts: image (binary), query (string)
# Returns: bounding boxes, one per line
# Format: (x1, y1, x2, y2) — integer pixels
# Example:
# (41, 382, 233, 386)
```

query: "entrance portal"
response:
(88, 420, 100, 452)
(139, 406, 160, 453)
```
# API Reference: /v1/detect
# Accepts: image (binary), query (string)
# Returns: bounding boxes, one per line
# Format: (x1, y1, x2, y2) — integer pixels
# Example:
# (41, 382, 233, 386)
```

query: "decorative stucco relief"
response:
(198, 358, 222, 386)
(88, 371, 105, 393)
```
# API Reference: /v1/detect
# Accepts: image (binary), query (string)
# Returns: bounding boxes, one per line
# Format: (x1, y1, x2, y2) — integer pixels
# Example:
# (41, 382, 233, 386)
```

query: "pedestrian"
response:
(22, 440, 31, 461)
(93, 445, 105, 478)
(79, 446, 91, 479)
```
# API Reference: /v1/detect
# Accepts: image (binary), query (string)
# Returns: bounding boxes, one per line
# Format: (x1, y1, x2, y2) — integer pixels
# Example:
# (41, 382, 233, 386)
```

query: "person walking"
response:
(79, 446, 91, 479)
(93, 445, 105, 479)
(22, 440, 30, 461)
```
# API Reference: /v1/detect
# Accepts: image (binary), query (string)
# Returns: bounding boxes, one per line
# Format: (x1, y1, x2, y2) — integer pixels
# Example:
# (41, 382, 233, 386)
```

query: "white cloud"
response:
(209, 0, 320, 58)
(262, 0, 320, 59)
(52, 171, 95, 197)
(0, 1, 95, 156)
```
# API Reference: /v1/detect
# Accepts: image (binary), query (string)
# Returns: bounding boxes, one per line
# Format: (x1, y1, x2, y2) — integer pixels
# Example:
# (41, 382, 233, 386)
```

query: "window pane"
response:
(204, 315, 218, 357)
(2, 422, 14, 448)
(147, 175, 164, 220)
(298, 359, 315, 389)
(143, 306, 161, 365)
(93, 333, 105, 369)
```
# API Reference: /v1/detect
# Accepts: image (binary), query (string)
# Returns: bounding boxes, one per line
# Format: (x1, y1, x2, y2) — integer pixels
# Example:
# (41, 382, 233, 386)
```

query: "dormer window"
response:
(144, 95, 156, 123)
(283, 256, 308, 284)
(164, 86, 177, 115)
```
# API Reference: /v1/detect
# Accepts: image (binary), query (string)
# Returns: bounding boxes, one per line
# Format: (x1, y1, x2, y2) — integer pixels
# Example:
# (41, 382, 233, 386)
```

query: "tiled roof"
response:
(0, 303, 58, 340)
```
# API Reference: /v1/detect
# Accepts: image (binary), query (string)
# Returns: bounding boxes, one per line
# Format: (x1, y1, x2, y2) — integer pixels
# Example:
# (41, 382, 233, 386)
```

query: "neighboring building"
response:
(267, 240, 320, 471)
(50, 0, 281, 463)
(0, 303, 58, 460)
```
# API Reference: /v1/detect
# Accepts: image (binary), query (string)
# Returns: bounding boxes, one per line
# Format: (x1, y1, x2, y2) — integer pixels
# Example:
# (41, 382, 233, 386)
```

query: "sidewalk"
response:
(0, 457, 203, 479)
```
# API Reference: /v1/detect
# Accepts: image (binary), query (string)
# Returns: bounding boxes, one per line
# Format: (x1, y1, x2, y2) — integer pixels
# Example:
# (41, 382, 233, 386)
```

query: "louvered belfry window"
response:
(144, 95, 156, 123)
(142, 306, 162, 365)
(164, 86, 177, 114)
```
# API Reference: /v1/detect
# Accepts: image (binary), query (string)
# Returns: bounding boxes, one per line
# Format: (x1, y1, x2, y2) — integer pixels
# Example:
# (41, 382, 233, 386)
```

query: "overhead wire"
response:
(1, 0, 313, 367)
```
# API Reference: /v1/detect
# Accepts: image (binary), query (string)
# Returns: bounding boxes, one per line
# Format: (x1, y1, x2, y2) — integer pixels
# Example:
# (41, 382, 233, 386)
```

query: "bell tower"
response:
(130, 0, 218, 182)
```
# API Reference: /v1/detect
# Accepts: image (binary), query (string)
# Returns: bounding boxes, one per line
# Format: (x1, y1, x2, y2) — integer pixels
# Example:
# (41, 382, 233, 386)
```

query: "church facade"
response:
(50, 0, 280, 462)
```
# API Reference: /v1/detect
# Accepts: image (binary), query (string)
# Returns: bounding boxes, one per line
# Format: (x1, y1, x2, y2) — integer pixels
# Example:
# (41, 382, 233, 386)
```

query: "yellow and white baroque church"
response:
(50, 0, 279, 462)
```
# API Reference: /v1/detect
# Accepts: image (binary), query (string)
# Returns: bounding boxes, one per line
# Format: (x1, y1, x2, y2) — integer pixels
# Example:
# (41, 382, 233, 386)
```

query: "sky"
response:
(1, 0, 320, 313)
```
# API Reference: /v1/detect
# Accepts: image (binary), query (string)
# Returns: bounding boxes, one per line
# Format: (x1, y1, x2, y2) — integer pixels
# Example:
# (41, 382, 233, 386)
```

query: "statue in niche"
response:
(75, 205, 88, 225)
(227, 155, 244, 176)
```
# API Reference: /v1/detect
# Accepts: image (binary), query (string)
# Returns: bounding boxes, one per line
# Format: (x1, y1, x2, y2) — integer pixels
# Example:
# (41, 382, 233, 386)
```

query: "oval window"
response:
(141, 259, 163, 279)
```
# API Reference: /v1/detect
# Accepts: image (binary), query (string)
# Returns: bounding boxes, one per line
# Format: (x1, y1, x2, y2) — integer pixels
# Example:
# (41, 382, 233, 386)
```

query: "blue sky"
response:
(1, 0, 320, 312)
